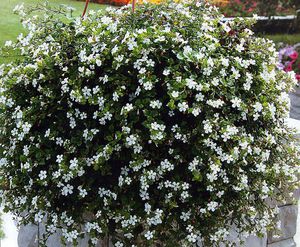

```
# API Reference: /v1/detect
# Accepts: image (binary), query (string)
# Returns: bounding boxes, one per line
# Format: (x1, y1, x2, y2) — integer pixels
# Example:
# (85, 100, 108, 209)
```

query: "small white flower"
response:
(192, 108, 201, 116)
(207, 201, 218, 212)
(163, 69, 170, 76)
(231, 97, 242, 108)
(115, 241, 124, 247)
(150, 100, 162, 109)
(56, 155, 63, 164)
(78, 186, 88, 198)
(39, 170, 47, 180)
(144, 231, 154, 240)
(70, 158, 78, 170)
(178, 102, 188, 112)
(187, 233, 197, 243)
(171, 91, 179, 98)
(126, 135, 137, 146)
(253, 102, 263, 112)
(186, 78, 197, 89)
(34, 212, 44, 223)
(5, 40, 13, 47)
(62, 184, 74, 196)
(180, 211, 191, 221)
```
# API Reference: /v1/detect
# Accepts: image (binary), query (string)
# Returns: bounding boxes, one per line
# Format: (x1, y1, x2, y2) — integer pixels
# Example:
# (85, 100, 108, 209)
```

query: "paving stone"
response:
(290, 87, 300, 120)
(244, 235, 267, 247)
(17, 223, 109, 247)
(268, 205, 298, 244)
(267, 238, 296, 247)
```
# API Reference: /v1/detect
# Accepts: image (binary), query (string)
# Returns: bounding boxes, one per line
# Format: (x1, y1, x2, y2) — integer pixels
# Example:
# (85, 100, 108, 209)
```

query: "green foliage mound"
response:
(0, 2, 299, 246)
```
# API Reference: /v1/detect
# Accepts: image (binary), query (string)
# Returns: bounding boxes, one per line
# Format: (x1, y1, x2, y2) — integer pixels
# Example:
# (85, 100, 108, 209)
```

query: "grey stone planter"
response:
(290, 86, 300, 120)
(17, 197, 299, 247)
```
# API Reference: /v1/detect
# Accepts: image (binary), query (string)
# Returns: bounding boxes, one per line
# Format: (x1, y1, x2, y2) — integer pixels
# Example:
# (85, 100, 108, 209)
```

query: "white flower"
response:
(150, 100, 162, 109)
(22, 122, 31, 133)
(222, 23, 231, 33)
(113, 92, 119, 101)
(56, 137, 63, 146)
(34, 212, 44, 223)
(187, 233, 197, 243)
(178, 102, 188, 112)
(45, 129, 51, 137)
(207, 201, 218, 212)
(47, 224, 56, 233)
(78, 186, 88, 198)
(186, 78, 197, 89)
(70, 158, 78, 170)
(163, 69, 170, 76)
(5, 40, 13, 47)
(221, 57, 229, 67)
(62, 184, 74, 196)
(39, 170, 47, 180)
(101, 16, 113, 25)
(115, 241, 124, 247)
(56, 155, 63, 164)
(183, 46, 193, 57)
(253, 102, 263, 112)
(236, 43, 244, 53)
(203, 120, 212, 133)
(144, 231, 154, 240)
(121, 103, 134, 114)
(180, 211, 191, 221)
(151, 122, 165, 131)
(207, 99, 224, 108)
(231, 97, 242, 108)
(192, 107, 201, 116)
(126, 135, 137, 146)
(171, 91, 179, 98)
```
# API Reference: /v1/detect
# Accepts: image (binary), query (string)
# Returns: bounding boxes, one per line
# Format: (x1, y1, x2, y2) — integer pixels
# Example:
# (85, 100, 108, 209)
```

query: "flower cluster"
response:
(217, 0, 257, 16)
(0, 2, 299, 247)
(216, 0, 297, 17)
(278, 44, 300, 82)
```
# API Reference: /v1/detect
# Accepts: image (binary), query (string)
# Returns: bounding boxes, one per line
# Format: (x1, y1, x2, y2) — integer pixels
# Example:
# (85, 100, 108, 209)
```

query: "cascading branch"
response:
(0, 1, 299, 246)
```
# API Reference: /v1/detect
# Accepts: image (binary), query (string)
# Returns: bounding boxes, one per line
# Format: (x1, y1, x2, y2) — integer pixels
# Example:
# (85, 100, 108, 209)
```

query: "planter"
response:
(290, 86, 300, 120)
(18, 203, 299, 247)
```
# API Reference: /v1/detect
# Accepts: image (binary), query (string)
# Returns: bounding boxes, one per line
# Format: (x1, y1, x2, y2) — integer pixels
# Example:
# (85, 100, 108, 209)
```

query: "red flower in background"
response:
(284, 62, 293, 72)
(289, 51, 299, 61)
(278, 44, 300, 82)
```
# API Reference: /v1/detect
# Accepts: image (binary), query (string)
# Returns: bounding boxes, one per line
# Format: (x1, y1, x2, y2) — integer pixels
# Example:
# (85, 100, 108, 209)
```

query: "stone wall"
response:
(266, 204, 298, 247)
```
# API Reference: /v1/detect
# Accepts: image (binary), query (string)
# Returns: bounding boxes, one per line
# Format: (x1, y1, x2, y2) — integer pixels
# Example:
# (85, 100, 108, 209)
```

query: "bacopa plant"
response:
(0, 1, 299, 246)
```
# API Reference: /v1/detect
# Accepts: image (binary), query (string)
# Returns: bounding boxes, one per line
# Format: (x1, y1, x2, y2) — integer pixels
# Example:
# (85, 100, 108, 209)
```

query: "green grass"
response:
(0, 0, 106, 64)
(0, 0, 105, 46)
(263, 34, 300, 44)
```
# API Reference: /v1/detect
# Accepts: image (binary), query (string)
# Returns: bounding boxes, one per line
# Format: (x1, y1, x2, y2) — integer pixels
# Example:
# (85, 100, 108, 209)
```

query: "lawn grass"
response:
(0, 0, 105, 46)
(263, 34, 300, 44)
(0, 0, 106, 64)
